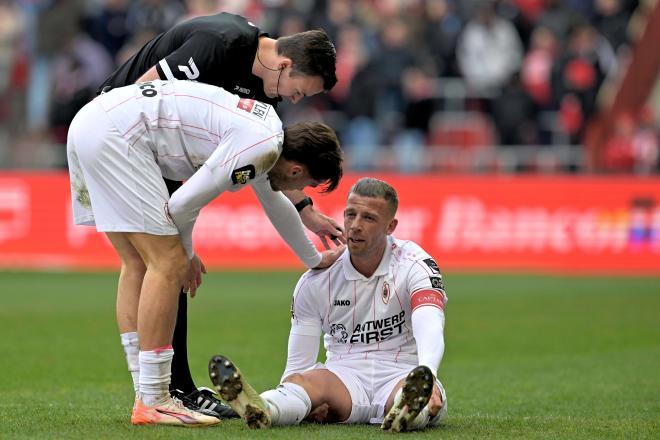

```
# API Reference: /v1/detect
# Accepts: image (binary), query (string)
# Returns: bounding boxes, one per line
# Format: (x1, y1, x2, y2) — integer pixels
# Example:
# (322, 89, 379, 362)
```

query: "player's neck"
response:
(350, 244, 386, 278)
(252, 37, 279, 78)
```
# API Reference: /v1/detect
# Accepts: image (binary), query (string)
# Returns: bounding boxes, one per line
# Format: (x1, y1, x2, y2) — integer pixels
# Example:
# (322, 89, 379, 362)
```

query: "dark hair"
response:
(349, 178, 399, 216)
(276, 30, 337, 91)
(281, 122, 343, 193)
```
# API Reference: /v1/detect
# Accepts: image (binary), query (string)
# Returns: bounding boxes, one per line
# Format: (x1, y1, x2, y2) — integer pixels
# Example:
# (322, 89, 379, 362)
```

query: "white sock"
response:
(260, 382, 311, 425)
(394, 386, 448, 430)
(119, 332, 139, 393)
(428, 386, 448, 427)
(408, 406, 430, 430)
(138, 346, 174, 406)
(389, 388, 428, 431)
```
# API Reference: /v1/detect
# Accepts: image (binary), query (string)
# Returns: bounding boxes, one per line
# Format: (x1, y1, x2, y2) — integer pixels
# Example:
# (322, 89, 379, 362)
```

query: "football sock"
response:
(169, 292, 197, 394)
(390, 387, 446, 430)
(260, 382, 311, 425)
(409, 406, 430, 430)
(428, 386, 448, 427)
(139, 346, 174, 406)
(120, 332, 139, 393)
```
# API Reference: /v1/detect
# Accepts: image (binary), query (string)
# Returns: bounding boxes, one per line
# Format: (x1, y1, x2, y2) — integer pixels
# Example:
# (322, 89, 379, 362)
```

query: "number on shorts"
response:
(139, 82, 157, 97)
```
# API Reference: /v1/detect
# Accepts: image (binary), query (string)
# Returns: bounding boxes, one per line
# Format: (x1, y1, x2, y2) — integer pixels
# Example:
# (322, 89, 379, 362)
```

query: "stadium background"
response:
(0, 0, 659, 439)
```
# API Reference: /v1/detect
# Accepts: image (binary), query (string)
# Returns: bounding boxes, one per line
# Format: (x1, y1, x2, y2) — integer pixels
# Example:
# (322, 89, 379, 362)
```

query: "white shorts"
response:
(66, 99, 177, 235)
(313, 359, 447, 425)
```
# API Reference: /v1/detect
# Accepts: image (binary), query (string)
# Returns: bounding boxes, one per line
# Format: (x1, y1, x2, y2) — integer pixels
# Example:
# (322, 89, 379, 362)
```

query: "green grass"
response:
(0, 271, 659, 439)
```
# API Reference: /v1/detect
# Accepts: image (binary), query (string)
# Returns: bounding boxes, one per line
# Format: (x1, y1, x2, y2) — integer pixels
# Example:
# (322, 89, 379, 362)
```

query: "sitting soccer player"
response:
(209, 177, 448, 432)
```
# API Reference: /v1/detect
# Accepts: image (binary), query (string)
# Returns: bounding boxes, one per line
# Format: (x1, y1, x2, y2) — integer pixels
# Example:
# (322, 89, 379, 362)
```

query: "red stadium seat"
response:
(427, 112, 498, 172)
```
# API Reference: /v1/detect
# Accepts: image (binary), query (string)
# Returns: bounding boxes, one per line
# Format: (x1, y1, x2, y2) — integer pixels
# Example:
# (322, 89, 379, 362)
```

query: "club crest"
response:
(382, 281, 390, 304)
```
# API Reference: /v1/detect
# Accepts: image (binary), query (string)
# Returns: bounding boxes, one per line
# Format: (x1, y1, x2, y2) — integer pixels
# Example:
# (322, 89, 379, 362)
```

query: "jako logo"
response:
(333, 299, 351, 306)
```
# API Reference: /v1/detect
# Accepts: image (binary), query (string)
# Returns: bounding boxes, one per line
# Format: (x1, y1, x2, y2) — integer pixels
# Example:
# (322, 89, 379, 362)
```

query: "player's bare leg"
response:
(382, 366, 434, 432)
(209, 354, 353, 428)
(283, 369, 352, 423)
(107, 233, 146, 334)
(108, 232, 218, 427)
(125, 233, 187, 350)
(106, 232, 147, 393)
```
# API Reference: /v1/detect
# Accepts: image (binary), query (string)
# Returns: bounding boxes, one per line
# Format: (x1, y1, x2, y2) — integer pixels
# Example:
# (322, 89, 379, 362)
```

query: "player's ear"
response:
(387, 218, 398, 235)
(289, 163, 303, 176)
(279, 58, 292, 70)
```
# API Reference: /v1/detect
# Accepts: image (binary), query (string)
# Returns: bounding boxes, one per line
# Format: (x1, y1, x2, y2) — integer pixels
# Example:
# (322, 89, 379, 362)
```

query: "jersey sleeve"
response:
(167, 165, 229, 258)
(251, 179, 322, 269)
(407, 257, 447, 312)
(412, 305, 445, 374)
(281, 332, 320, 381)
(290, 273, 323, 337)
(281, 277, 323, 378)
(407, 253, 446, 374)
(204, 125, 283, 193)
(156, 31, 226, 82)
(168, 123, 282, 258)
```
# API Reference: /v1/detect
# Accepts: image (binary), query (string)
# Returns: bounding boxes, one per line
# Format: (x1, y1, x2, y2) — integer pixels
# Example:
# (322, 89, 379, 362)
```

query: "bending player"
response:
(98, 13, 342, 413)
(67, 80, 344, 426)
(209, 177, 447, 432)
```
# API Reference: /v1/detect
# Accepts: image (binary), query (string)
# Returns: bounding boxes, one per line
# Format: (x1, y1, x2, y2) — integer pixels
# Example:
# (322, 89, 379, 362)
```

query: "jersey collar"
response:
(342, 236, 393, 281)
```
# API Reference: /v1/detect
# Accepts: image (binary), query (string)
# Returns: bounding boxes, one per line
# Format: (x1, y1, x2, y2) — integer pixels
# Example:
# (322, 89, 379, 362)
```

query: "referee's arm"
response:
(136, 66, 161, 83)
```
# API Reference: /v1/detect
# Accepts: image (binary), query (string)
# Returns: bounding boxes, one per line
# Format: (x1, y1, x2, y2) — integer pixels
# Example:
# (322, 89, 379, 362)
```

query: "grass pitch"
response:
(0, 271, 658, 439)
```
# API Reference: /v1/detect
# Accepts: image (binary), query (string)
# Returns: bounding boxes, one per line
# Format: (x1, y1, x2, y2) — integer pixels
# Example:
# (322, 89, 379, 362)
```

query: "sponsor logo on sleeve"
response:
(237, 99, 270, 120)
(251, 101, 270, 120)
(237, 98, 255, 112)
(430, 275, 445, 291)
(231, 164, 256, 185)
(423, 258, 441, 274)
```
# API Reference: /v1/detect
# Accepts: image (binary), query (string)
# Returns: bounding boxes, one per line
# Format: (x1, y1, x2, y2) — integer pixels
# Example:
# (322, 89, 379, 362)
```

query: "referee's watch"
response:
(294, 196, 313, 212)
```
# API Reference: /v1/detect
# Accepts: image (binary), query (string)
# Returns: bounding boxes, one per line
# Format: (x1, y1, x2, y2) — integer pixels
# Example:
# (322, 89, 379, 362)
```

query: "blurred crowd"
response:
(0, 0, 658, 173)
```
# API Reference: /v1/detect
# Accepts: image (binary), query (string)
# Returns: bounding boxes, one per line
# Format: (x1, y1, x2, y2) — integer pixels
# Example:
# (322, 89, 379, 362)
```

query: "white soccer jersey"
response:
(290, 236, 447, 366)
(69, 80, 321, 267)
(96, 79, 283, 183)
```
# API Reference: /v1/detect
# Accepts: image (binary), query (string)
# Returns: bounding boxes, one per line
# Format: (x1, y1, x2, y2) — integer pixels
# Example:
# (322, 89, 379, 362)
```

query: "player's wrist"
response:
(294, 196, 313, 213)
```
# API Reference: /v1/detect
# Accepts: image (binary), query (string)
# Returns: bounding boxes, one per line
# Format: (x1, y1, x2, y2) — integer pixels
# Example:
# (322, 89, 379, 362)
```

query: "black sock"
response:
(164, 179, 195, 394)
(169, 291, 197, 394)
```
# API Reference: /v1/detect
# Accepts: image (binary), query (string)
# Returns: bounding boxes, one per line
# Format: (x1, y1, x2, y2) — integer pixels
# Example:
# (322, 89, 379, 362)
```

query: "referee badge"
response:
(382, 281, 390, 304)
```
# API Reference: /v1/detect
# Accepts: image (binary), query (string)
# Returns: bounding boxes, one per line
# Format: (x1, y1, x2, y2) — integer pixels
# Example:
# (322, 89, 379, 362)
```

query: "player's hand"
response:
(427, 383, 444, 417)
(314, 245, 346, 269)
(299, 206, 346, 249)
(306, 403, 330, 423)
(183, 254, 206, 298)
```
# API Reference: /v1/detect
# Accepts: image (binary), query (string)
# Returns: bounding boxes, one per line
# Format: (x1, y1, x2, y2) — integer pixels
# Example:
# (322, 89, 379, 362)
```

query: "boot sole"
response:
(381, 365, 434, 432)
(208, 355, 271, 429)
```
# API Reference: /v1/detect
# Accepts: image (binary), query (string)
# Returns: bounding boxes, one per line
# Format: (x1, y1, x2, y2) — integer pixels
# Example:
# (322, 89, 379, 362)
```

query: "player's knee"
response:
(168, 250, 189, 283)
(282, 373, 307, 388)
(121, 253, 147, 278)
(151, 245, 188, 284)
